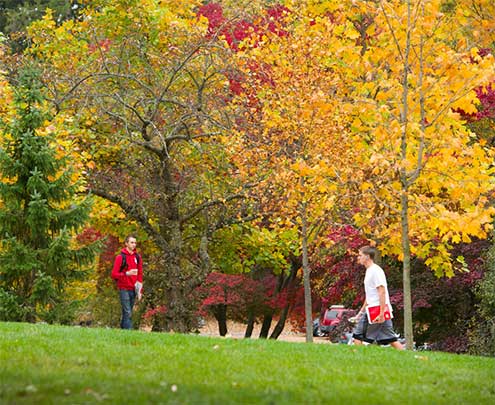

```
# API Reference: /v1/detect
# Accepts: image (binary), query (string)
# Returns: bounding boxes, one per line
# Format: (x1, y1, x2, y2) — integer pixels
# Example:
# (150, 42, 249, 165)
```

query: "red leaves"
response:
(472, 84, 495, 120)
(326, 225, 366, 250)
(196, 272, 258, 309)
(76, 227, 103, 244)
(455, 48, 495, 122)
(195, 272, 287, 319)
(311, 226, 368, 310)
(197, 3, 224, 35)
(198, 3, 289, 51)
(88, 39, 112, 53)
(456, 83, 495, 122)
(264, 5, 290, 37)
(143, 305, 167, 320)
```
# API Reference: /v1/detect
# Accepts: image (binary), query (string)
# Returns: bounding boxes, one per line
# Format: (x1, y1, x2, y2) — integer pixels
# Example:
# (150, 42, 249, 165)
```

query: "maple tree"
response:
(195, 221, 300, 338)
(191, 2, 306, 339)
(229, 1, 373, 342)
(229, 0, 495, 348)
(195, 272, 269, 337)
(450, 0, 495, 50)
(342, 0, 495, 349)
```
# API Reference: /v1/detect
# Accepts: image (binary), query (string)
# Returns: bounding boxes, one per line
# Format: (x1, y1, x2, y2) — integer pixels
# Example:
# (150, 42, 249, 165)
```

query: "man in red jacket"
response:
(111, 235, 143, 329)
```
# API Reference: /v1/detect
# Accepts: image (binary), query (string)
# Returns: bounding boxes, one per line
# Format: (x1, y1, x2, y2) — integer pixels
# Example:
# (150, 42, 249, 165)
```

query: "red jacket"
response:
(111, 249, 143, 290)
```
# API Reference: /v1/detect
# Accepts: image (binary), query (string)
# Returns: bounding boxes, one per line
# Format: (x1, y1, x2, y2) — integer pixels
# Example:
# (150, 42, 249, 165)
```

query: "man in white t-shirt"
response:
(352, 246, 404, 349)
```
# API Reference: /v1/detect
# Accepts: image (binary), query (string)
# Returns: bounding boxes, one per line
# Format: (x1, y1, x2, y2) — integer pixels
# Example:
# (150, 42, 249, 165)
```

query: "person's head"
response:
(124, 235, 137, 252)
(358, 245, 377, 267)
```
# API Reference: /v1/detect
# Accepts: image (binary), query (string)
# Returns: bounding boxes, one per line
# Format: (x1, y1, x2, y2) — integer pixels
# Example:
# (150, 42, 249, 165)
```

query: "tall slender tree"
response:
(346, 0, 495, 349)
(232, 1, 364, 341)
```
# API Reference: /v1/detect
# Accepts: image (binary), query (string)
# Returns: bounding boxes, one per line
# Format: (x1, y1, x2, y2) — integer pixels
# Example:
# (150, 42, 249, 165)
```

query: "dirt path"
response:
(198, 318, 330, 344)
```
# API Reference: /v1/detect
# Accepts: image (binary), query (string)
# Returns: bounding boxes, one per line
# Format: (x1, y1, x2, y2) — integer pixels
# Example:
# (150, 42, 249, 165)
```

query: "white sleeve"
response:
(370, 267, 387, 288)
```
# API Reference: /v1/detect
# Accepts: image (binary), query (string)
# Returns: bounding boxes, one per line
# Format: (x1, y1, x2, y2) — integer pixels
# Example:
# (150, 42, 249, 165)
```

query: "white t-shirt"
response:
(364, 263, 392, 312)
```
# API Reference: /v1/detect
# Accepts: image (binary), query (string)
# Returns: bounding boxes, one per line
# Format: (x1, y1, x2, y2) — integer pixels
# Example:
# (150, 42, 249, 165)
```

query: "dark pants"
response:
(352, 314, 398, 345)
(119, 289, 136, 329)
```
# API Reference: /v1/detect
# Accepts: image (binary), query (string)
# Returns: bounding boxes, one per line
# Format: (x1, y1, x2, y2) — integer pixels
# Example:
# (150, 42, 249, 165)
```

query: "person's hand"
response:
(375, 314, 385, 323)
(126, 269, 138, 276)
(349, 312, 362, 323)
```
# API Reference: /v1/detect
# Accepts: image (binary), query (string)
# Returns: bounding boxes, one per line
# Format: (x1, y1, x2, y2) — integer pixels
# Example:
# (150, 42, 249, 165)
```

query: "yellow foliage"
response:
(328, 0, 495, 276)
(15, 0, 495, 280)
(0, 75, 14, 119)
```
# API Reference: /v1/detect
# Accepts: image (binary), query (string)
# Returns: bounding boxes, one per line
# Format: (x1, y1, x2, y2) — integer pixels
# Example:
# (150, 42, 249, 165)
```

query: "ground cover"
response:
(1, 322, 494, 404)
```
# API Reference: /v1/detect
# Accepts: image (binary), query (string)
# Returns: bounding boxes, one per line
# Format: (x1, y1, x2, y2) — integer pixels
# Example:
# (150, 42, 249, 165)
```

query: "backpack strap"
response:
(119, 252, 127, 273)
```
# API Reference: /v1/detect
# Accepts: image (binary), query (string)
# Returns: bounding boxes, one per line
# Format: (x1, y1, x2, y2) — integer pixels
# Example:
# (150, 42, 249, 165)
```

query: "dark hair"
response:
(124, 235, 137, 244)
(359, 245, 377, 261)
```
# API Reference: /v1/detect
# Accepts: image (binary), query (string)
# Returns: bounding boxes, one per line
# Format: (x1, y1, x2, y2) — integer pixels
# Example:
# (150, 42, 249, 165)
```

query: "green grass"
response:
(1, 323, 494, 404)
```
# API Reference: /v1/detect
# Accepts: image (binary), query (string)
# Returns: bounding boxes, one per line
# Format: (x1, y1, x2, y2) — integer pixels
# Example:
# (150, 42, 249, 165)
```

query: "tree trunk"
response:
(301, 200, 313, 343)
(162, 255, 193, 333)
(401, 191, 414, 349)
(259, 311, 273, 338)
(270, 304, 290, 339)
(244, 312, 255, 338)
(213, 304, 228, 336)
(159, 241, 200, 333)
(399, 0, 414, 351)
(270, 259, 298, 339)
(159, 183, 198, 333)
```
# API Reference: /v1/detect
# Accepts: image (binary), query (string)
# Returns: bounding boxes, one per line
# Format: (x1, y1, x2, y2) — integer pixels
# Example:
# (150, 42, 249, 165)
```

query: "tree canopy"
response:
(0, 0, 494, 349)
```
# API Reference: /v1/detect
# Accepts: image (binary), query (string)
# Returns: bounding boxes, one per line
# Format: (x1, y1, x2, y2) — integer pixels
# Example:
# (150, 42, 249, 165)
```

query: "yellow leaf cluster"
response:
(0, 75, 14, 120)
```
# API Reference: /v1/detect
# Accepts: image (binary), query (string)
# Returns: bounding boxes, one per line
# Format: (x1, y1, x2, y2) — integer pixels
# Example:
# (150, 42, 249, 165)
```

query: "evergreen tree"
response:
(0, 67, 97, 323)
(1, 1, 82, 52)
(0, 1, 79, 34)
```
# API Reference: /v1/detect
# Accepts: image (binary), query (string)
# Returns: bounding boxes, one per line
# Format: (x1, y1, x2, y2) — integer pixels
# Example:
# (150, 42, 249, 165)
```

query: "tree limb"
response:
(91, 187, 169, 250)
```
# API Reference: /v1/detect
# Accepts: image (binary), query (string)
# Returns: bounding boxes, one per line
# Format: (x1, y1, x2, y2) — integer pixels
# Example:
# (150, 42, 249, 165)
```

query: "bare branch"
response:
(91, 188, 168, 250)
(180, 183, 258, 225)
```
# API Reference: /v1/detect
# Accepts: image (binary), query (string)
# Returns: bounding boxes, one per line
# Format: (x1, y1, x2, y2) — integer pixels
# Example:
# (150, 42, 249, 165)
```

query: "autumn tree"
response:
(450, 0, 495, 50)
(344, 0, 495, 349)
(24, 0, 257, 332)
(191, 218, 300, 338)
(0, 66, 98, 323)
(311, 226, 369, 311)
(197, 2, 307, 340)
(195, 271, 266, 337)
(231, 1, 366, 342)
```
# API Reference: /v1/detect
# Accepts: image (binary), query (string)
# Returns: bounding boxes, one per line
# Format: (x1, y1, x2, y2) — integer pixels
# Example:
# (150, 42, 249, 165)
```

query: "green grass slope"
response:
(1, 322, 494, 404)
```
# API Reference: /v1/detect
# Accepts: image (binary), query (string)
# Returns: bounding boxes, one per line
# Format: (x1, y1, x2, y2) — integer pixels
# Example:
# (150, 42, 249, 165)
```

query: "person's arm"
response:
(135, 254, 143, 300)
(137, 254, 143, 283)
(111, 254, 125, 281)
(374, 285, 386, 323)
(352, 300, 367, 321)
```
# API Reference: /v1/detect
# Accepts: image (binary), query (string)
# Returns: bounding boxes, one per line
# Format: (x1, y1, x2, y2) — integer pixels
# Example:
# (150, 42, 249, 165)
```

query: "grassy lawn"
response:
(1, 322, 494, 404)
